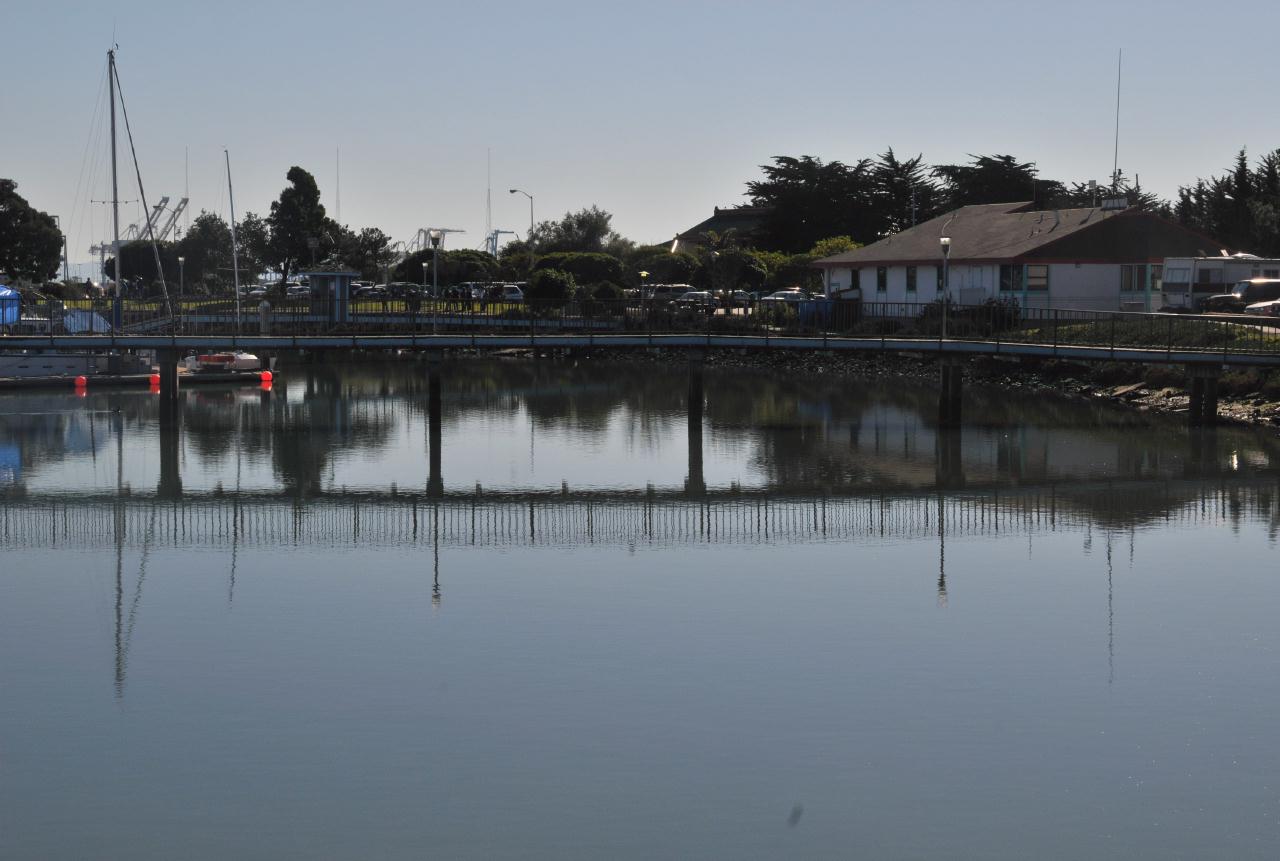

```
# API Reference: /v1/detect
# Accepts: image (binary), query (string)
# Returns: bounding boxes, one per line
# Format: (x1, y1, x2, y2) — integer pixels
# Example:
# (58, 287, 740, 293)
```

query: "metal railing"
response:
(6, 296, 1280, 356)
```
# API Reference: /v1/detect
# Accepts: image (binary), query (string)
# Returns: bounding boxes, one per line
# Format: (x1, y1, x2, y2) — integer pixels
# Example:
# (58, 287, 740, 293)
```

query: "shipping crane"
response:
(484, 229, 516, 258)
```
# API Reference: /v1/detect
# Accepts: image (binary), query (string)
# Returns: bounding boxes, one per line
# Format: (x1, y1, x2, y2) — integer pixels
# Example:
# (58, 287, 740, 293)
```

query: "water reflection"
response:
(4, 358, 1280, 528)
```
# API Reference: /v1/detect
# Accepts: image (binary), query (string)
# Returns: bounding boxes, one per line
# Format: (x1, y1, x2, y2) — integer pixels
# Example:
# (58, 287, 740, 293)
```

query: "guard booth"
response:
(302, 271, 359, 327)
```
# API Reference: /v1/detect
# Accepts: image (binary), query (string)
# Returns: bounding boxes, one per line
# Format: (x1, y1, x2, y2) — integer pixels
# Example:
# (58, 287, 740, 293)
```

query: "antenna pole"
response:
(1112, 48, 1122, 191)
(225, 149, 242, 334)
(109, 49, 121, 292)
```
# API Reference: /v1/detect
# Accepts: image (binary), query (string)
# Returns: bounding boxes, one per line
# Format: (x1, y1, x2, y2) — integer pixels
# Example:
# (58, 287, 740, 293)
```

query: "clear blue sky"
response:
(6, 0, 1279, 275)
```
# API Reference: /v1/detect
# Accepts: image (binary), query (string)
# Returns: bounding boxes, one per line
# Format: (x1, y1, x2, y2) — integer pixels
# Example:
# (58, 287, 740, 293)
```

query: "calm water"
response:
(2, 358, 1279, 860)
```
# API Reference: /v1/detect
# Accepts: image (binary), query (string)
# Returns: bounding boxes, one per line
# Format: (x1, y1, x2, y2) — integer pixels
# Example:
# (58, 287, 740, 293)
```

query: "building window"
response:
(1164, 266, 1189, 288)
(935, 265, 944, 292)
(1266, 269, 1280, 278)
(1195, 267, 1223, 286)
(1151, 265, 1163, 292)
(1026, 264, 1048, 291)
(1121, 264, 1152, 292)
(999, 264, 1024, 292)
(905, 266, 917, 293)
(876, 267, 887, 293)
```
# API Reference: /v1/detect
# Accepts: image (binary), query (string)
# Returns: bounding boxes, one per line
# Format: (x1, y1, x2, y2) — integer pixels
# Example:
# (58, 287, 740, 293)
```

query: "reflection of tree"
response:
(0, 391, 152, 485)
(267, 367, 398, 495)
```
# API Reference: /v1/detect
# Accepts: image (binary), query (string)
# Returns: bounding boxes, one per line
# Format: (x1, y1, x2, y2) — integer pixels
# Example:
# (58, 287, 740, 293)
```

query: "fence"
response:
(7, 295, 1280, 356)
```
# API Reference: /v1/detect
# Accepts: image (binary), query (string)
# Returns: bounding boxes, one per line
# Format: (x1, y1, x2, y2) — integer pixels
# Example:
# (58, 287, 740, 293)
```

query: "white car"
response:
(759, 289, 811, 305)
(1245, 298, 1280, 317)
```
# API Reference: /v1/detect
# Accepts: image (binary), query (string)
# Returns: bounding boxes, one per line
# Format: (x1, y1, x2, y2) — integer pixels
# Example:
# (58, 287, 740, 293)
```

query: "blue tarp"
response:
(62, 308, 111, 333)
(0, 285, 18, 325)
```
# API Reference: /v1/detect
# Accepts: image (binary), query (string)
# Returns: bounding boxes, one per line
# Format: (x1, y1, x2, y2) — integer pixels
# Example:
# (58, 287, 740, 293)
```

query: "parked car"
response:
(1245, 298, 1280, 317)
(674, 290, 718, 310)
(759, 289, 811, 306)
(285, 283, 311, 298)
(386, 282, 422, 298)
(498, 284, 523, 302)
(648, 284, 695, 306)
(356, 284, 389, 299)
(724, 290, 752, 308)
(1200, 278, 1280, 312)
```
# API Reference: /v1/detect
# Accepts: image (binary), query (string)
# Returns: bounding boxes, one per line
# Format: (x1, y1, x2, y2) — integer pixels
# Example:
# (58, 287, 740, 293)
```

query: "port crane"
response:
(88, 196, 189, 281)
(484, 229, 516, 257)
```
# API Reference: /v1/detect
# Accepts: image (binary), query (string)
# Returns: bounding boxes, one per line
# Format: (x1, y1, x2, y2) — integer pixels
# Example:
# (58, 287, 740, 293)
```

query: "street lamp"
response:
(429, 229, 443, 336)
(939, 236, 952, 340)
(509, 188, 534, 274)
(422, 262, 429, 296)
(177, 255, 185, 332)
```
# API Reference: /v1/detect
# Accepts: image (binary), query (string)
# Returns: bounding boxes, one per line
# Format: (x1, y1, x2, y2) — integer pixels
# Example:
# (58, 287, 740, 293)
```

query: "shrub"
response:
(526, 268, 575, 311)
(533, 252, 622, 285)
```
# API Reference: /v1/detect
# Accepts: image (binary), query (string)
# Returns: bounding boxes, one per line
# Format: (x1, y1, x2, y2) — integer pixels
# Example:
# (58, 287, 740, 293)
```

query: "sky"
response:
(5, 0, 1280, 277)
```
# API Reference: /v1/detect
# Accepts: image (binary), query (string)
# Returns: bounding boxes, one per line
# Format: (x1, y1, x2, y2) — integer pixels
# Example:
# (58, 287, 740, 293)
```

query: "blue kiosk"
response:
(302, 271, 360, 326)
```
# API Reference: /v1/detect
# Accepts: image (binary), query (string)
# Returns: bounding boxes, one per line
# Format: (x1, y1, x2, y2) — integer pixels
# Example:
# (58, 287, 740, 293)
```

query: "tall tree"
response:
(746, 156, 878, 252)
(529, 206, 629, 255)
(175, 211, 232, 289)
(1176, 148, 1280, 255)
(0, 179, 62, 282)
(873, 149, 940, 235)
(932, 154, 1064, 210)
(267, 166, 327, 282)
(236, 212, 272, 282)
(335, 227, 395, 281)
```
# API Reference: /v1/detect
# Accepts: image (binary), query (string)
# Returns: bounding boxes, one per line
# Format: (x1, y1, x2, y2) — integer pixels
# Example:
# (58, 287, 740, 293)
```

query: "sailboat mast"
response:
(225, 149, 242, 333)
(108, 49, 121, 290)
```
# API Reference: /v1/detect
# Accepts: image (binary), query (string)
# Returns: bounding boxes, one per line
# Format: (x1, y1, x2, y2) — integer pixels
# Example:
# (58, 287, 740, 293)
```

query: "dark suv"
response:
(1200, 279, 1280, 312)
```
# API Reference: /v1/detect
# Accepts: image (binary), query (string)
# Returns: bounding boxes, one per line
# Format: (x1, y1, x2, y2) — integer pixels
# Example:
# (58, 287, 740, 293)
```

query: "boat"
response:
(183, 351, 261, 373)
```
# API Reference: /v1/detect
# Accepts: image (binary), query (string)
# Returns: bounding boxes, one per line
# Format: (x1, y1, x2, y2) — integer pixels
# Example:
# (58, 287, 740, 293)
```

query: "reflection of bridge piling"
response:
(685, 353, 705, 496)
(157, 396, 183, 499)
(935, 428, 964, 489)
(938, 356, 963, 428)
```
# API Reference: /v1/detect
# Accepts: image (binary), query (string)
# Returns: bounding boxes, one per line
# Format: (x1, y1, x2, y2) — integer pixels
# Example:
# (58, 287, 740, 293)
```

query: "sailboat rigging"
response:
(105, 47, 174, 323)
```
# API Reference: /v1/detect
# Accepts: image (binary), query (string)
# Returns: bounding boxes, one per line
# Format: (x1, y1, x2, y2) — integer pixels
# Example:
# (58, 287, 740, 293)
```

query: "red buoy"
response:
(259, 370, 273, 383)
(149, 372, 161, 387)
(74, 375, 88, 388)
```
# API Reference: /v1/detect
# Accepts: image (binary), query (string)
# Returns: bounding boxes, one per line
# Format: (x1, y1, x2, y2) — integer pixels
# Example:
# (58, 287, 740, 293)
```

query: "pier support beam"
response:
(685, 352, 706, 496)
(158, 348, 181, 401)
(427, 353, 443, 498)
(938, 356, 963, 429)
(1186, 364, 1222, 427)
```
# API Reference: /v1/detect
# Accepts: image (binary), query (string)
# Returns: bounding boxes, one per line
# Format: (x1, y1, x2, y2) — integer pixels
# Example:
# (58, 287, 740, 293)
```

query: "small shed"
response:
(301, 271, 360, 325)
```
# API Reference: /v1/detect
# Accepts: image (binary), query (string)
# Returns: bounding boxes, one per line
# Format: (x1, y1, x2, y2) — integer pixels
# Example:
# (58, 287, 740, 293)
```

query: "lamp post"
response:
(940, 236, 952, 340)
(429, 229, 443, 336)
(509, 188, 534, 274)
(177, 255, 185, 333)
